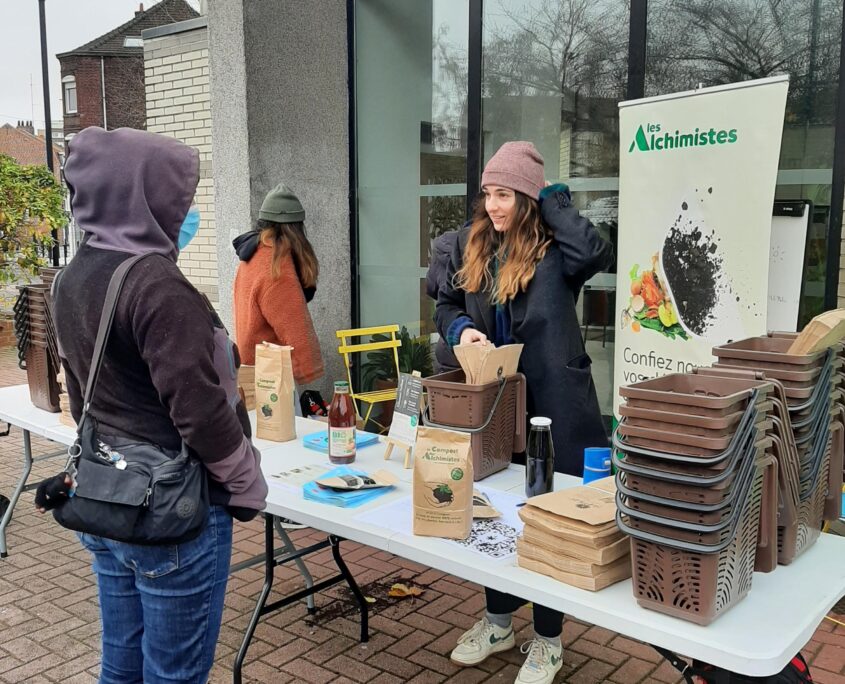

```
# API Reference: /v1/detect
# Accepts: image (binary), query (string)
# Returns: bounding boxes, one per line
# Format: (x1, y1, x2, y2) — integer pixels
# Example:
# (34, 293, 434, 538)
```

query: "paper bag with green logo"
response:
(413, 427, 473, 539)
(255, 342, 296, 442)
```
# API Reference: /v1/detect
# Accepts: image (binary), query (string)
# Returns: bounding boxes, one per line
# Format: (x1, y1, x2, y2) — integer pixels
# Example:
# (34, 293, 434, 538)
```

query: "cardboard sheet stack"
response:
(517, 478, 631, 591)
(56, 371, 74, 429)
(238, 364, 256, 411)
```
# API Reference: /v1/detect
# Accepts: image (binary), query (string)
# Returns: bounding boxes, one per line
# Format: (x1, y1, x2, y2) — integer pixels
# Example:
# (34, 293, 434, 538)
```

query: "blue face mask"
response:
(177, 206, 201, 250)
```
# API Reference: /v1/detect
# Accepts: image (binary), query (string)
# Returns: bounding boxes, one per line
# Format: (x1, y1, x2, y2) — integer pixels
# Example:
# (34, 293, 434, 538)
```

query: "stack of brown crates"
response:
(517, 478, 631, 591)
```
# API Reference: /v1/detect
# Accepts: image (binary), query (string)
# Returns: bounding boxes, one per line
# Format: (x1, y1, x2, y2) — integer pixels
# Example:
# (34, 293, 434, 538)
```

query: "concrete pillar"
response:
(208, 0, 350, 395)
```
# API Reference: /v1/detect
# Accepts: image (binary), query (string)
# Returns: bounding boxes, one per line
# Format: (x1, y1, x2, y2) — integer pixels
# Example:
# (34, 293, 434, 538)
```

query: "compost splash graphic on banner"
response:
(612, 76, 789, 415)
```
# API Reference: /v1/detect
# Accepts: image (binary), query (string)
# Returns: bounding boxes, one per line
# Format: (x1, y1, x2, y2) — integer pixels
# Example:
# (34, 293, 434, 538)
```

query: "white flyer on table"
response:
(267, 463, 328, 492)
(354, 485, 525, 560)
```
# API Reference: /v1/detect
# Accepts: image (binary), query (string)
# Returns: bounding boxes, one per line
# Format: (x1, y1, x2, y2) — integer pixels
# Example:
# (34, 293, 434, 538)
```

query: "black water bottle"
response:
(525, 417, 554, 498)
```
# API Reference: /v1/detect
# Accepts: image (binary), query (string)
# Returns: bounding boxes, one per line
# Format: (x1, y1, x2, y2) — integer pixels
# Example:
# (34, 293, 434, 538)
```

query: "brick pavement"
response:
(0, 345, 842, 683)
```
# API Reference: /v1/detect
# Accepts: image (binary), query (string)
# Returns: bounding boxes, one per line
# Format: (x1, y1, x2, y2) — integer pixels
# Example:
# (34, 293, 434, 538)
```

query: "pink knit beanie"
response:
(481, 141, 545, 199)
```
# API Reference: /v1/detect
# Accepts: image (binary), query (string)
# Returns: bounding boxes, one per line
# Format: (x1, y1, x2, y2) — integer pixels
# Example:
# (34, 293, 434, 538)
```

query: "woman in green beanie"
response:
(232, 183, 324, 383)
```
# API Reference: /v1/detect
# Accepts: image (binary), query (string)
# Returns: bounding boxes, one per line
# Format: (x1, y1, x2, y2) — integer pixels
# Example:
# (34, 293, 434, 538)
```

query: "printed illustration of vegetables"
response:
(622, 254, 689, 341)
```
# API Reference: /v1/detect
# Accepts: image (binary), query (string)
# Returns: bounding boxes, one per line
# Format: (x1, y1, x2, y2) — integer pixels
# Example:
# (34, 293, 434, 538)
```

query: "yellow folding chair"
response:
(336, 325, 401, 432)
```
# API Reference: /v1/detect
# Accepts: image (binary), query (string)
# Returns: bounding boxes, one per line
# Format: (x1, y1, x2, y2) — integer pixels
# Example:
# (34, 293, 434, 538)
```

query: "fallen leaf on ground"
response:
(388, 583, 424, 598)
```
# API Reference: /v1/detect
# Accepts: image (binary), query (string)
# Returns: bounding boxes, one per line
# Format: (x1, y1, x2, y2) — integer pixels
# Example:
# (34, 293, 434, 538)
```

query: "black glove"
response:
(34, 473, 72, 510)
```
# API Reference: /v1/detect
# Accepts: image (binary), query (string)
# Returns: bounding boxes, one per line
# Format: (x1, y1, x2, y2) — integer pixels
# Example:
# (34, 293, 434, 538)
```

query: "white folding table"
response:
(0, 385, 842, 684)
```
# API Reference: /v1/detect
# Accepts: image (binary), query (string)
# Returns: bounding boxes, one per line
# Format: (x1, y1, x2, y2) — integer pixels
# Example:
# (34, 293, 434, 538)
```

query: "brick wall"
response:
(144, 25, 218, 304)
(60, 54, 147, 135)
(60, 56, 105, 136)
(104, 56, 146, 130)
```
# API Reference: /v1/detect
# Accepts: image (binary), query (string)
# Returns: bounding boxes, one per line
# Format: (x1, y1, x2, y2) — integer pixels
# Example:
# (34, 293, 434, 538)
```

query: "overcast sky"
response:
(0, 0, 199, 131)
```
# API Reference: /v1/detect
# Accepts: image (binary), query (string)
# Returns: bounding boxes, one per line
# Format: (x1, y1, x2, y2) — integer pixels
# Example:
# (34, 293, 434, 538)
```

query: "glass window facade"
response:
(353, 0, 845, 417)
(480, 0, 629, 415)
(646, 0, 844, 327)
(354, 0, 469, 340)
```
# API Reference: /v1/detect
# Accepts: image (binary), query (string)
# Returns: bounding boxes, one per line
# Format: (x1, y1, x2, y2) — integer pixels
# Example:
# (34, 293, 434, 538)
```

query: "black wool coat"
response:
(435, 189, 614, 476)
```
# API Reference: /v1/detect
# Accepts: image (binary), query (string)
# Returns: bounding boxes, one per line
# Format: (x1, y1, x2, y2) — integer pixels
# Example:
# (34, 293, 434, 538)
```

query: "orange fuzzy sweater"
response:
(234, 244, 324, 384)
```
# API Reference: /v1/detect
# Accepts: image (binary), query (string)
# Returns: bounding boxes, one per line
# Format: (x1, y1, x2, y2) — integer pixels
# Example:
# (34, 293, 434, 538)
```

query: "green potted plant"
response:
(361, 326, 434, 425)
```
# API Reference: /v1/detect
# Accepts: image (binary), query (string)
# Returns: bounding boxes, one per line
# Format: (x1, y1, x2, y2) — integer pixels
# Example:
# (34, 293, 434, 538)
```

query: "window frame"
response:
(62, 75, 78, 115)
(348, 0, 845, 324)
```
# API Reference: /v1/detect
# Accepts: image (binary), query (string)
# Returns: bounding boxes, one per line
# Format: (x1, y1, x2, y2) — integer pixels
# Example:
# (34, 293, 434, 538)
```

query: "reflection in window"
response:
(481, 0, 629, 417)
(355, 0, 469, 341)
(646, 0, 843, 326)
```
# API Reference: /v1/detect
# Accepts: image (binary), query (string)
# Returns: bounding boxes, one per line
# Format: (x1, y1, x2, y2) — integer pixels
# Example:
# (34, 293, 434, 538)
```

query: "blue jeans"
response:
(79, 506, 233, 684)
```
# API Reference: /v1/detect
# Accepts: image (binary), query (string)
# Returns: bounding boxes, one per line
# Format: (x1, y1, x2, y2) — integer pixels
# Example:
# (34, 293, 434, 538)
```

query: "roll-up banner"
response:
(613, 75, 789, 415)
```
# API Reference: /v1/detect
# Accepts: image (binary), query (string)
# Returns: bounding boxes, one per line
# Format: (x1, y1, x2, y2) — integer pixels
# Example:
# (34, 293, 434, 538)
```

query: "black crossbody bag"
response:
(52, 254, 209, 545)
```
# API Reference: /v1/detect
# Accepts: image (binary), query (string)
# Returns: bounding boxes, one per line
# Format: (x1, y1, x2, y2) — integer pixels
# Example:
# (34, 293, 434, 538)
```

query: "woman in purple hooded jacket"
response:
(50, 127, 268, 684)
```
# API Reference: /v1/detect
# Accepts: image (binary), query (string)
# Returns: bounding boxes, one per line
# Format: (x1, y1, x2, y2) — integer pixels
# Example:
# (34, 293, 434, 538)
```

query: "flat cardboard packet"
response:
(518, 484, 622, 548)
(521, 522, 630, 566)
(255, 342, 296, 442)
(517, 549, 631, 592)
(413, 427, 473, 539)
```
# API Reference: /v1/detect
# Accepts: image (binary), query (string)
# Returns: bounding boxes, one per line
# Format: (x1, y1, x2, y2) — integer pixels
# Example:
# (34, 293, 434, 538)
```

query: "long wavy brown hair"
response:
(258, 219, 319, 287)
(454, 191, 552, 303)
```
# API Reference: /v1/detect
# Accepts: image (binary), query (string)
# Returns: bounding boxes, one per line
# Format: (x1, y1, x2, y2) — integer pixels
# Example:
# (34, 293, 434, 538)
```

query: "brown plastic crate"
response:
(824, 419, 844, 520)
(777, 425, 837, 564)
(627, 455, 772, 625)
(24, 343, 60, 412)
(712, 336, 826, 366)
(620, 459, 756, 527)
(718, 365, 820, 387)
(620, 373, 772, 411)
(618, 420, 770, 464)
(39, 267, 62, 287)
(423, 369, 526, 480)
(619, 404, 745, 431)
(621, 455, 777, 574)
(621, 469, 743, 506)
(711, 356, 824, 381)
(617, 411, 769, 454)
(616, 434, 767, 489)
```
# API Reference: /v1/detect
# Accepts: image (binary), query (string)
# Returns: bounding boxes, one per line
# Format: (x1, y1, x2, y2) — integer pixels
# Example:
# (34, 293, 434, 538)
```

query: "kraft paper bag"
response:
(255, 342, 296, 442)
(454, 343, 523, 385)
(413, 427, 473, 539)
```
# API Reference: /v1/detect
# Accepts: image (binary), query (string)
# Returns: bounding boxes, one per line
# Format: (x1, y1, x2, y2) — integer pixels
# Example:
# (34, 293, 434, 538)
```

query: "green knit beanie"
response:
(258, 183, 305, 223)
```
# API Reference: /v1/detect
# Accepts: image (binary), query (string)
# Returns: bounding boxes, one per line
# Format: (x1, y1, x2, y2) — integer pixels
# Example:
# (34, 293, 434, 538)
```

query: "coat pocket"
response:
(566, 352, 592, 371)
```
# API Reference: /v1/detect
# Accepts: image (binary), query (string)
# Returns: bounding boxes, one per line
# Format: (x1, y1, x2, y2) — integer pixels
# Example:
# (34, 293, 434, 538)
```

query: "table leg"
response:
(0, 430, 32, 558)
(233, 514, 276, 684)
(232, 515, 370, 684)
(330, 534, 369, 643)
(273, 516, 315, 613)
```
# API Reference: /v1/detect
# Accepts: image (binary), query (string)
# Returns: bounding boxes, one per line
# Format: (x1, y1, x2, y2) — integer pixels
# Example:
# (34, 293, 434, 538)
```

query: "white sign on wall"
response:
(613, 76, 789, 415)
(767, 201, 811, 332)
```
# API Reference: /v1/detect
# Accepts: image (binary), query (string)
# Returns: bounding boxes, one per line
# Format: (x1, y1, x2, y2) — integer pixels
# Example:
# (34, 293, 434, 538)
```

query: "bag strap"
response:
(76, 254, 151, 430)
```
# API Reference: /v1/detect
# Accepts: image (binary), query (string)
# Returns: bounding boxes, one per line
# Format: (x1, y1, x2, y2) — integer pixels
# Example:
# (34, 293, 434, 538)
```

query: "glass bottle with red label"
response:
(328, 381, 356, 464)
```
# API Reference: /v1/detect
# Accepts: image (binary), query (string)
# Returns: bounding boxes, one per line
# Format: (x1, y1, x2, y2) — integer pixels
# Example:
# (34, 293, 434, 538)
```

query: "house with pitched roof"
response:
(57, 0, 197, 141)
(0, 121, 62, 179)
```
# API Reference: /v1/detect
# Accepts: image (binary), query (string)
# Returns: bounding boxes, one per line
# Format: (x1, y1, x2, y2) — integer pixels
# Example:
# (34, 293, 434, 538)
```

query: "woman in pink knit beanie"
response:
(436, 141, 613, 684)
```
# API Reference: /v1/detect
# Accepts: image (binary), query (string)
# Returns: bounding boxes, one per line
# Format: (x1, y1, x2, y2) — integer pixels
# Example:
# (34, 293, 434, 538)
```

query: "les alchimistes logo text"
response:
(628, 123, 738, 153)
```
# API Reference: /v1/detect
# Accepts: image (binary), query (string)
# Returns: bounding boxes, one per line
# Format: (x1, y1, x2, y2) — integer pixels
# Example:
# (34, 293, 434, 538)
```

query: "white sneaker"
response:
(450, 617, 516, 666)
(278, 517, 306, 530)
(515, 639, 564, 684)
